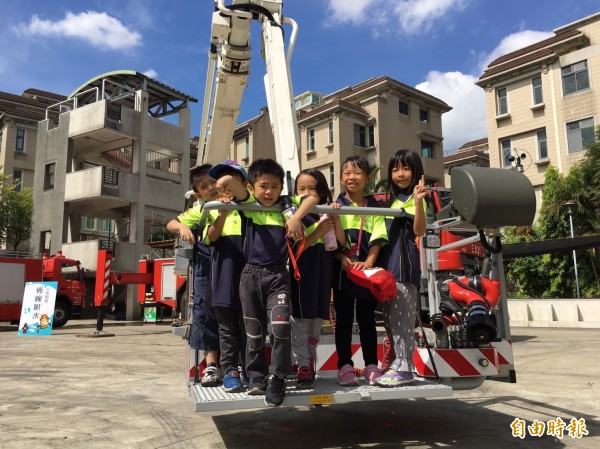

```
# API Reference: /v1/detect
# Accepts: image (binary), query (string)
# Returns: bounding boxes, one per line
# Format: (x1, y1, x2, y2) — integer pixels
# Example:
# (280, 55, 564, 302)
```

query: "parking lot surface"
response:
(0, 321, 598, 448)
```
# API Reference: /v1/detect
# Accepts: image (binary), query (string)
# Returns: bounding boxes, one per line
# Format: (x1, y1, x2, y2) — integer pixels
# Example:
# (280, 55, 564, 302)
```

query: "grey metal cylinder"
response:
(450, 167, 536, 228)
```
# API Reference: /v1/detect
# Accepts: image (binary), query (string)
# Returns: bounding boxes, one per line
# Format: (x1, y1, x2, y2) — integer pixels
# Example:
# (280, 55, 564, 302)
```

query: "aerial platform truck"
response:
(175, 0, 536, 411)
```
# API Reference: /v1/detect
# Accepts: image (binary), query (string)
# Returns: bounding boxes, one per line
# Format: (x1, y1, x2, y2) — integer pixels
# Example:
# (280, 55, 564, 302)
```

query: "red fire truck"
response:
(0, 251, 86, 327)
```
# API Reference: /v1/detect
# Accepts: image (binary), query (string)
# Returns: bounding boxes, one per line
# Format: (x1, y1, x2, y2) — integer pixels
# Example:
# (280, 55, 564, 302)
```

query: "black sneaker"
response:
(265, 375, 286, 407)
(247, 377, 267, 396)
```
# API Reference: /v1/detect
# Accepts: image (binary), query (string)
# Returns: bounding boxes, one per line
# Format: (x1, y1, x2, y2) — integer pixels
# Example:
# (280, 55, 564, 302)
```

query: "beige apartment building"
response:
(229, 76, 452, 196)
(0, 89, 68, 251)
(443, 137, 489, 187)
(476, 12, 600, 209)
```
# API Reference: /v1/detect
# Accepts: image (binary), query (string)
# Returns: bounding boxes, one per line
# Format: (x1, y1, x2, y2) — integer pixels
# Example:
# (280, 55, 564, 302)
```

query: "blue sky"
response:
(1, 0, 599, 154)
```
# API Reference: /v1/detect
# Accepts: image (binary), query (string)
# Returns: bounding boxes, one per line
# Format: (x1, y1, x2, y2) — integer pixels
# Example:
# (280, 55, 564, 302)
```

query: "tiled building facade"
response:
(228, 76, 452, 196)
(476, 13, 600, 210)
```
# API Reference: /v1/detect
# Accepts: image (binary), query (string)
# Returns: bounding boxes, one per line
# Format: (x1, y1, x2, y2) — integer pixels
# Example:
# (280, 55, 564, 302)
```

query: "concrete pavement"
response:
(0, 320, 598, 448)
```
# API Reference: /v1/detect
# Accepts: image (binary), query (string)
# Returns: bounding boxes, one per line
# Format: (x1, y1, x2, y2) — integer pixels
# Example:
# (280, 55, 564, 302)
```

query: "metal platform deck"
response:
(190, 377, 452, 412)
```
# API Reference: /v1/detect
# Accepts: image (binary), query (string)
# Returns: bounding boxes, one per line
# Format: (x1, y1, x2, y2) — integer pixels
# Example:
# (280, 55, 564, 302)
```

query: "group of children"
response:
(167, 149, 427, 407)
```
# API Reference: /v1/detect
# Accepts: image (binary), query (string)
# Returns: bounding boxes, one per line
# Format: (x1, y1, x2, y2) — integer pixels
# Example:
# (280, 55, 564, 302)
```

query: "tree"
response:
(4, 187, 33, 251)
(504, 128, 600, 298)
(0, 174, 33, 251)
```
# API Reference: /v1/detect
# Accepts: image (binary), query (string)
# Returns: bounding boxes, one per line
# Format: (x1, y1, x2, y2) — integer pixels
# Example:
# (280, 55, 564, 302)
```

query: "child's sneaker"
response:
(337, 364, 359, 386)
(201, 364, 220, 387)
(363, 364, 383, 386)
(374, 370, 414, 388)
(296, 366, 313, 389)
(238, 366, 250, 386)
(265, 375, 286, 407)
(247, 376, 267, 395)
(223, 369, 243, 393)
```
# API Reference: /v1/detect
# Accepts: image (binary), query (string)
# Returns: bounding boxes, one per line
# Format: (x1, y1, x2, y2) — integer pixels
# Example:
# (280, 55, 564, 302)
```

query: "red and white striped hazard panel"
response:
(413, 347, 499, 377)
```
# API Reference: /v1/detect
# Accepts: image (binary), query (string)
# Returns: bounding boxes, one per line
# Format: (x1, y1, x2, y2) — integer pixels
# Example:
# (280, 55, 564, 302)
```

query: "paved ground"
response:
(0, 320, 598, 449)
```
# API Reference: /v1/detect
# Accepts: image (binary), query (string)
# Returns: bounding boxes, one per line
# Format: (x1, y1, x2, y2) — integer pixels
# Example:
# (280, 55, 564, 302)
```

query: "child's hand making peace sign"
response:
(413, 175, 428, 202)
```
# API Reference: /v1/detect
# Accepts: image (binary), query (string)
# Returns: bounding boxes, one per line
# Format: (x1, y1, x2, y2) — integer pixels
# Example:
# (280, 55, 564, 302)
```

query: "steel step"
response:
(190, 376, 452, 412)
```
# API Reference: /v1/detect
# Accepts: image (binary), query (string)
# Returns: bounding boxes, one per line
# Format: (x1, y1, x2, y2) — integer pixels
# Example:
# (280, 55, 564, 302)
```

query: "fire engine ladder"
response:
(174, 202, 452, 412)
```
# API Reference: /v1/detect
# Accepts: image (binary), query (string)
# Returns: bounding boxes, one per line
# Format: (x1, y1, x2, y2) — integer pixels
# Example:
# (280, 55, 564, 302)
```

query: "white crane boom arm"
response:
(199, 0, 300, 193)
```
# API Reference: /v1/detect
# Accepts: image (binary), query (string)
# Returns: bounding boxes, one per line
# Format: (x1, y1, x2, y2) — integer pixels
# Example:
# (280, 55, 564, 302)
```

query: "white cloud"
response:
(416, 29, 554, 153)
(143, 69, 158, 79)
(478, 30, 554, 72)
(326, 0, 375, 25)
(392, 0, 469, 35)
(326, 0, 468, 35)
(14, 11, 141, 51)
(416, 71, 486, 153)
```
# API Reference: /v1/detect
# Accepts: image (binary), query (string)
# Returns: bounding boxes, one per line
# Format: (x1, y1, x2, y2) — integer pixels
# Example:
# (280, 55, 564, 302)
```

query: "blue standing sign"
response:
(18, 282, 58, 336)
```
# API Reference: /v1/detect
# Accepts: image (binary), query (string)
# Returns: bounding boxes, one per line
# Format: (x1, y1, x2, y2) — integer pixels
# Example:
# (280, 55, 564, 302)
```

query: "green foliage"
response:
(504, 128, 600, 298)
(0, 174, 33, 250)
(366, 166, 388, 194)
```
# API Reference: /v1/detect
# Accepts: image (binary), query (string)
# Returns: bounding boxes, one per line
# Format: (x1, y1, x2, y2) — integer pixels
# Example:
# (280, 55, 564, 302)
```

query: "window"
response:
(419, 109, 428, 123)
(308, 128, 316, 152)
(368, 124, 374, 148)
(496, 88, 508, 115)
(537, 130, 548, 160)
(44, 162, 55, 190)
(501, 139, 512, 167)
(13, 169, 22, 192)
(354, 124, 366, 148)
(15, 128, 25, 151)
(245, 136, 249, 159)
(532, 76, 543, 105)
(40, 231, 52, 253)
(0, 131, 3, 152)
(399, 101, 409, 115)
(82, 216, 95, 230)
(562, 60, 589, 95)
(421, 141, 434, 159)
(328, 122, 333, 145)
(329, 164, 334, 189)
(99, 218, 111, 232)
(566, 118, 594, 153)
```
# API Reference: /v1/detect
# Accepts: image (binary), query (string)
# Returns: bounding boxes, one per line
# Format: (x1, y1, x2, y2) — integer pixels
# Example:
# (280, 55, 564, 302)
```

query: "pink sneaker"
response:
(337, 364, 359, 386)
(363, 364, 383, 386)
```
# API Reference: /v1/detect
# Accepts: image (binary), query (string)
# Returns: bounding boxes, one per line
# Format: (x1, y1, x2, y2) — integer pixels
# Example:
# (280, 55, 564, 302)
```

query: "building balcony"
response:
(64, 166, 138, 217)
(48, 100, 141, 159)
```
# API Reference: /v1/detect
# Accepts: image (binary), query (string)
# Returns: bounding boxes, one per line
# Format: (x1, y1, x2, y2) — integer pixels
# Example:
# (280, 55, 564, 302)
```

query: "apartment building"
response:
(0, 89, 66, 193)
(228, 76, 452, 196)
(29, 70, 196, 318)
(0, 89, 67, 251)
(443, 137, 489, 187)
(476, 12, 600, 210)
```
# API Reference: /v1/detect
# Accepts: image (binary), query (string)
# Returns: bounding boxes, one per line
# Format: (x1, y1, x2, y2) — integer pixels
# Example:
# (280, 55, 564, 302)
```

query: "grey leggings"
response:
(381, 282, 419, 372)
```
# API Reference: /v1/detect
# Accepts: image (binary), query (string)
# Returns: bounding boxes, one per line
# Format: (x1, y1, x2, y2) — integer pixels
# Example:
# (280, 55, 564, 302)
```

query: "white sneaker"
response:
(201, 365, 220, 387)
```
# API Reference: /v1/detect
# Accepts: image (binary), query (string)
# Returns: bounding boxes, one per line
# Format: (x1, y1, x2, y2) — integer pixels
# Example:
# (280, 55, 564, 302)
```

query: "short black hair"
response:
(247, 158, 284, 186)
(189, 164, 213, 193)
(295, 168, 333, 204)
(341, 156, 370, 176)
(386, 149, 424, 205)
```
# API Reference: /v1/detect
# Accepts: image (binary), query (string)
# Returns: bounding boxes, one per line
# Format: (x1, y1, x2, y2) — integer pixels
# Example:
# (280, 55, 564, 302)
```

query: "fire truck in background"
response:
(92, 249, 186, 325)
(0, 251, 85, 328)
(175, 0, 536, 411)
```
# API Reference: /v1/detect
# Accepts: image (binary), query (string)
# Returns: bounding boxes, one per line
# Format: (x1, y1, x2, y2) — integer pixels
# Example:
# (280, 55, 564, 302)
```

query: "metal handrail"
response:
(197, 201, 413, 232)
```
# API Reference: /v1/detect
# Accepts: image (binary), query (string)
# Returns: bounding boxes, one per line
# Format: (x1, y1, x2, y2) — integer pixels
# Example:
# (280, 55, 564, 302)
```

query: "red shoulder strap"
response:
(287, 234, 306, 281)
